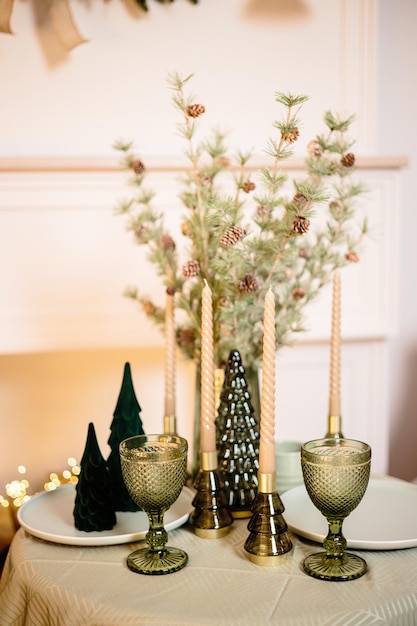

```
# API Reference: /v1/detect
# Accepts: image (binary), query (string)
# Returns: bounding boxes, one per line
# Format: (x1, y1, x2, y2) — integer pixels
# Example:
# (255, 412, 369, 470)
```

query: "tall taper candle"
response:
(259, 287, 276, 475)
(328, 271, 341, 418)
(200, 280, 216, 454)
(164, 288, 176, 419)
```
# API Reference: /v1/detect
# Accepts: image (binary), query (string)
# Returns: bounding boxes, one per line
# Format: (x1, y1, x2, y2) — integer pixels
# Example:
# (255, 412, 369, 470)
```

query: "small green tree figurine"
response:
(73, 422, 116, 532)
(107, 362, 145, 511)
(216, 350, 259, 518)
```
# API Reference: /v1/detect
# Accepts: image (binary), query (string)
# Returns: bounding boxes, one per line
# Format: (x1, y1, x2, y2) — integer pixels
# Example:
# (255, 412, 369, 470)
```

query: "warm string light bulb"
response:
(44, 458, 80, 491)
(1, 458, 80, 508)
(4, 466, 31, 508)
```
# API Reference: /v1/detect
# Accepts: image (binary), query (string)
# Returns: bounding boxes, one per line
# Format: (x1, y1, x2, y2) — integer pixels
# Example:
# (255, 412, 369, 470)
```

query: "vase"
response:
(191, 362, 261, 479)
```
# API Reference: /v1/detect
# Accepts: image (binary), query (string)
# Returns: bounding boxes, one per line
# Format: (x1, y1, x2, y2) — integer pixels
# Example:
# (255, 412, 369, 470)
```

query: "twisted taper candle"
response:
(164, 290, 176, 420)
(200, 280, 216, 454)
(329, 270, 341, 418)
(259, 287, 276, 475)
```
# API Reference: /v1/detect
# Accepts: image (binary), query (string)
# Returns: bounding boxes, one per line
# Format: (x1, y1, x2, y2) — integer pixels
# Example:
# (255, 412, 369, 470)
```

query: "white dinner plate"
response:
(281, 475, 417, 550)
(18, 483, 194, 546)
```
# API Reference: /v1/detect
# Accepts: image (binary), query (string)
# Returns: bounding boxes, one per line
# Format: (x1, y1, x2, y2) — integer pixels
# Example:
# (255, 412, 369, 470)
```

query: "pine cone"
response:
(256, 204, 271, 219)
(177, 327, 195, 347)
(134, 225, 149, 241)
(238, 274, 261, 293)
(182, 259, 201, 277)
(166, 286, 176, 296)
(292, 216, 310, 234)
(293, 192, 308, 209)
(345, 251, 359, 263)
(281, 128, 300, 143)
(158, 234, 176, 250)
(142, 300, 155, 316)
(220, 225, 247, 248)
(215, 156, 231, 168)
(187, 103, 205, 118)
(341, 152, 355, 167)
(241, 180, 256, 193)
(292, 288, 306, 299)
(131, 159, 145, 175)
(307, 140, 323, 157)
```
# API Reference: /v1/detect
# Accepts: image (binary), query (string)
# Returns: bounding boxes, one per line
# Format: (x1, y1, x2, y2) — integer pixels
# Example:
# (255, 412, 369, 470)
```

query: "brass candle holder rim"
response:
(247, 553, 289, 567)
(200, 450, 218, 471)
(192, 526, 231, 539)
(257, 471, 277, 494)
(163, 415, 177, 435)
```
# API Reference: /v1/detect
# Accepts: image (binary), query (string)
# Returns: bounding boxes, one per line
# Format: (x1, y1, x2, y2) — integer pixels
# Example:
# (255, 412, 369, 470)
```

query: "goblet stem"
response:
(323, 517, 347, 559)
(146, 511, 168, 554)
(303, 517, 367, 581)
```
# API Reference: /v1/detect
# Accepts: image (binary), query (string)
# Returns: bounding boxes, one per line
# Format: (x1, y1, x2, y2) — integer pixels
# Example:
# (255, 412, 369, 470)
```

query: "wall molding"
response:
(0, 155, 409, 173)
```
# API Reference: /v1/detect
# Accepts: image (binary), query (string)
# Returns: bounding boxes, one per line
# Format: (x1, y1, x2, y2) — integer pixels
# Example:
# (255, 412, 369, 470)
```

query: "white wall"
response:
(377, 0, 417, 481)
(1, 0, 376, 158)
(1, 0, 415, 492)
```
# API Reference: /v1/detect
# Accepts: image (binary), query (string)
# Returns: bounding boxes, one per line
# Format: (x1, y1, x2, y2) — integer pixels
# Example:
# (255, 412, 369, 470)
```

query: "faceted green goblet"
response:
(119, 434, 188, 575)
(301, 437, 371, 581)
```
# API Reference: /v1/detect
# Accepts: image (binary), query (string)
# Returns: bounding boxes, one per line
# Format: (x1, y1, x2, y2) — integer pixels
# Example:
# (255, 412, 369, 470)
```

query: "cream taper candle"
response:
(164, 288, 176, 418)
(328, 271, 341, 417)
(259, 287, 276, 475)
(200, 280, 216, 453)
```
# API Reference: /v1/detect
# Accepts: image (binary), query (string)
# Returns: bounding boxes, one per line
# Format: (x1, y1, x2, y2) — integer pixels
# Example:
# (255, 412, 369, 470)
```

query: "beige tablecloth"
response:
(1, 519, 417, 626)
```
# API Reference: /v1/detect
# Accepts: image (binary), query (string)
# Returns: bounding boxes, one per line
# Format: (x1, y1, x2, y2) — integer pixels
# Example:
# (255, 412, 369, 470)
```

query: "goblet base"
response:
(303, 551, 367, 581)
(127, 546, 188, 575)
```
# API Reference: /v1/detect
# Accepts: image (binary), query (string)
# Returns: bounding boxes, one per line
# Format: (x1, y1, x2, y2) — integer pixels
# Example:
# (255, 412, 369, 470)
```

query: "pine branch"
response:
(115, 74, 368, 369)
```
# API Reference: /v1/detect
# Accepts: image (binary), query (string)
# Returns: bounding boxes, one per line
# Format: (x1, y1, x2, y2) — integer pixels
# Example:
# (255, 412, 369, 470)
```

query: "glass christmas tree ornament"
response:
(216, 350, 259, 518)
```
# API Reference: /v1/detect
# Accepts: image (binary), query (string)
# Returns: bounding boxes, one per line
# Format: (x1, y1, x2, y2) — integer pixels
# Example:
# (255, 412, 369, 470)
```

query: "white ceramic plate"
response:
(18, 483, 194, 546)
(281, 475, 417, 550)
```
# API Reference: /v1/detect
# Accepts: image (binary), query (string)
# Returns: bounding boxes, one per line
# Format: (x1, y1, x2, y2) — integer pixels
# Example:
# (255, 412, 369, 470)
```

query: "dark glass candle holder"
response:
(189, 451, 234, 538)
(244, 471, 293, 566)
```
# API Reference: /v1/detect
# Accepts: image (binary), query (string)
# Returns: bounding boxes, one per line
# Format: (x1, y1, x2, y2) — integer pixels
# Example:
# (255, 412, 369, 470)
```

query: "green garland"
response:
(115, 72, 367, 370)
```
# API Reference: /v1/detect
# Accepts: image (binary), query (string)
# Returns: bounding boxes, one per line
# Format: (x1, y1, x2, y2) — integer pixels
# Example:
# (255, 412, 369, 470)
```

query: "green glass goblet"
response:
(301, 437, 371, 581)
(119, 434, 188, 575)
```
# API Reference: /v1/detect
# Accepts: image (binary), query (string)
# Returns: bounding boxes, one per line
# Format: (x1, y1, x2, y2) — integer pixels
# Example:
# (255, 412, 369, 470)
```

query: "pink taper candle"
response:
(328, 271, 341, 417)
(259, 287, 276, 475)
(200, 280, 216, 453)
(164, 289, 176, 418)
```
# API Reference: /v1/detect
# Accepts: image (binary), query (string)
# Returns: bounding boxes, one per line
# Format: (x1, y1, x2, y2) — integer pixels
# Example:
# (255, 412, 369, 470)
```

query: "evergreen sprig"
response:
(115, 72, 367, 369)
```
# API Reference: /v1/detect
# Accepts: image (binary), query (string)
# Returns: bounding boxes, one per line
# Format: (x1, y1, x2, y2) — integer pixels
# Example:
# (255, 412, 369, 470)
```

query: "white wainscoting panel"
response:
(274, 339, 389, 474)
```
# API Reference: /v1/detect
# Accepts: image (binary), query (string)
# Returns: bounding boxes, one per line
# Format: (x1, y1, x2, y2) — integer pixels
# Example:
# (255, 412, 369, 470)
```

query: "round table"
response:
(1, 517, 417, 625)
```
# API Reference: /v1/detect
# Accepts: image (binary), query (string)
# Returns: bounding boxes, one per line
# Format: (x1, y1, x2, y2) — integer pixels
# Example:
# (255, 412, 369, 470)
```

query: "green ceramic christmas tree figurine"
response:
(107, 362, 145, 511)
(73, 422, 116, 532)
(216, 350, 259, 518)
